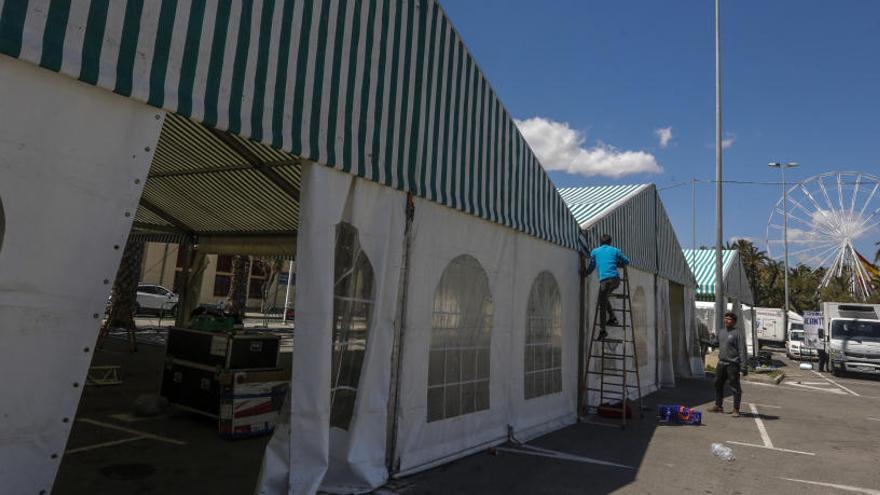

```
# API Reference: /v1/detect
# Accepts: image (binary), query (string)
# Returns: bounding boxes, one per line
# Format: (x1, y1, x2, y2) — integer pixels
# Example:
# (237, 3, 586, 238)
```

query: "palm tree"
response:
(228, 255, 250, 313)
(100, 237, 145, 350)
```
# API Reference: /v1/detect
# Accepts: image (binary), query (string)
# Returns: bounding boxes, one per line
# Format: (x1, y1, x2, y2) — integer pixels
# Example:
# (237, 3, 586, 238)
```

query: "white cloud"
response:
(654, 126, 673, 148)
(515, 117, 662, 179)
(722, 132, 735, 149)
(729, 236, 757, 245)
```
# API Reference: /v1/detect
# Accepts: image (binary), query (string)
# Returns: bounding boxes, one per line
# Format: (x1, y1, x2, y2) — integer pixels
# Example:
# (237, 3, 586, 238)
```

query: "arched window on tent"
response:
(524, 271, 562, 399)
(427, 255, 493, 422)
(330, 222, 375, 430)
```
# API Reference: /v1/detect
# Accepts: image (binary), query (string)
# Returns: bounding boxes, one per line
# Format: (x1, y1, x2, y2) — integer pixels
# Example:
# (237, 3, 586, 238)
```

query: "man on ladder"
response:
(586, 234, 630, 340)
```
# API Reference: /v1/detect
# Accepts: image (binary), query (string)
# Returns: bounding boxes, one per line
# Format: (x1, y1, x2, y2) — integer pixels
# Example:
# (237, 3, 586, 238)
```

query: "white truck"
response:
(752, 307, 802, 348)
(823, 302, 880, 376)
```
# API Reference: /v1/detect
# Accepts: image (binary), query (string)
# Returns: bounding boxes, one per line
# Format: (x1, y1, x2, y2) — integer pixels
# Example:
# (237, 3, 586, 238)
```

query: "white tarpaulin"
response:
(258, 164, 581, 492)
(392, 196, 580, 474)
(657, 278, 675, 387)
(0, 58, 163, 493)
(258, 164, 406, 494)
(683, 286, 705, 376)
(585, 267, 658, 404)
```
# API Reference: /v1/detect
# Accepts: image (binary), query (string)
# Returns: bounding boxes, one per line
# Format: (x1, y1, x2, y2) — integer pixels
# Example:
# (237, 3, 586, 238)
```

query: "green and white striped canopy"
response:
(682, 249, 754, 304)
(561, 184, 694, 287)
(0, 0, 582, 250)
(559, 184, 646, 228)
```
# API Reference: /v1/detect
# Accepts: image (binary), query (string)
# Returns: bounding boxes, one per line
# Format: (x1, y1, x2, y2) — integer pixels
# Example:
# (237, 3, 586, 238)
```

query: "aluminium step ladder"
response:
(582, 266, 644, 428)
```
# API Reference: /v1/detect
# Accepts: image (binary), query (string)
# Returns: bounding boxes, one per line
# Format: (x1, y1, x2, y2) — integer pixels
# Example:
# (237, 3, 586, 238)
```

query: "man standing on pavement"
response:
(586, 234, 630, 341)
(709, 312, 748, 417)
(817, 328, 829, 372)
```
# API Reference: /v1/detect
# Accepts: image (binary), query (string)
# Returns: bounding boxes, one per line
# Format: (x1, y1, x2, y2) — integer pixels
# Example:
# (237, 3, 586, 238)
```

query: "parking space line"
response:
(727, 441, 815, 456)
(78, 418, 187, 446)
(780, 477, 880, 494)
(867, 417, 880, 422)
(108, 413, 170, 423)
(786, 382, 847, 394)
(65, 436, 146, 454)
(811, 370, 860, 397)
(749, 403, 774, 448)
(496, 445, 635, 470)
(724, 403, 815, 457)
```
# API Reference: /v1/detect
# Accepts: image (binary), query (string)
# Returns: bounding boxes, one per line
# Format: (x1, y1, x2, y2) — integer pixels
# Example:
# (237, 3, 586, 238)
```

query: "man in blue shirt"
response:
(586, 234, 630, 340)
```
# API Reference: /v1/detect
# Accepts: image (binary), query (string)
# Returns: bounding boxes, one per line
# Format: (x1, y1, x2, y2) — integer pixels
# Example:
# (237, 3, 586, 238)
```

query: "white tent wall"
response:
(668, 282, 691, 378)
(0, 58, 163, 492)
(257, 164, 406, 494)
(682, 286, 704, 376)
(657, 279, 675, 387)
(393, 196, 580, 475)
(585, 266, 658, 402)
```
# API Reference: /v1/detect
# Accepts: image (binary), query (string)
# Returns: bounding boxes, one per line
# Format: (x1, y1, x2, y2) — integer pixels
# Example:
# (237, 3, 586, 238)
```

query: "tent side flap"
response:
(0, 58, 164, 493)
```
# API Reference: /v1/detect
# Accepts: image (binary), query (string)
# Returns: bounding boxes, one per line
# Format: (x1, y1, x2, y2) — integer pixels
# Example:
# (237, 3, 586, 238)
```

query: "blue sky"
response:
(440, 0, 880, 259)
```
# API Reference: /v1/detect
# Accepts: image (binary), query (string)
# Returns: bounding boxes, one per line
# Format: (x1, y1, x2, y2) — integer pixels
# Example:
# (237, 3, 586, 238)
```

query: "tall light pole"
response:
(714, 0, 725, 335)
(769, 162, 798, 340)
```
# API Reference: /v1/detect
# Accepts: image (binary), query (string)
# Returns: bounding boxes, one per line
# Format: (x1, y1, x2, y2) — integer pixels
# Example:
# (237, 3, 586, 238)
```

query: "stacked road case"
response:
(161, 327, 288, 439)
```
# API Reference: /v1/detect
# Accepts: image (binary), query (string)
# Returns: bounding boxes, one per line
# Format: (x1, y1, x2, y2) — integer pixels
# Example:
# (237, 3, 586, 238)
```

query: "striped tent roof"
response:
(558, 185, 646, 228)
(682, 249, 754, 304)
(560, 184, 694, 287)
(0, 0, 582, 251)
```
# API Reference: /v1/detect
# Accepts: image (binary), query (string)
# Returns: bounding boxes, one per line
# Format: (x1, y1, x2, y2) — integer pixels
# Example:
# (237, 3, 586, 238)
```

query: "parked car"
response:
(136, 284, 179, 316)
(786, 325, 816, 360)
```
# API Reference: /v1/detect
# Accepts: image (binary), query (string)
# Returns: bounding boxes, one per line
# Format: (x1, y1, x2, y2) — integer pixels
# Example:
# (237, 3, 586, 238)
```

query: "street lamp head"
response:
(768, 161, 799, 168)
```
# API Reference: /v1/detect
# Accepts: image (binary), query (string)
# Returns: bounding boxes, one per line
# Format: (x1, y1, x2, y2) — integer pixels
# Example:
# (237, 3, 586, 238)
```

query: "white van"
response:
(786, 324, 816, 360)
(823, 303, 880, 376)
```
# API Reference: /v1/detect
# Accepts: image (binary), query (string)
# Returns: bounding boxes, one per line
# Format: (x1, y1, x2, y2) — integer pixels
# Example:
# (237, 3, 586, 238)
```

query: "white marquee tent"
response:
(0, 2, 593, 493)
(560, 185, 702, 386)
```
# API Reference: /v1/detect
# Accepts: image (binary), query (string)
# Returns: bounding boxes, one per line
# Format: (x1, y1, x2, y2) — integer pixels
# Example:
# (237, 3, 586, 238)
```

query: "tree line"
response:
(725, 239, 880, 312)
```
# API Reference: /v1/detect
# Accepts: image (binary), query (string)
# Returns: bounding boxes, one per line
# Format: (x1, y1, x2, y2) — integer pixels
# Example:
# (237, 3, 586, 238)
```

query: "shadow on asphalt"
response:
(53, 338, 274, 495)
(387, 377, 730, 495)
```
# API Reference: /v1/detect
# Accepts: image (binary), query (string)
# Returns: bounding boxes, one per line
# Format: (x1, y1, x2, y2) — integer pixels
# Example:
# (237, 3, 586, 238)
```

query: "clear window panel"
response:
(427, 255, 493, 422)
(330, 223, 374, 431)
(524, 271, 563, 400)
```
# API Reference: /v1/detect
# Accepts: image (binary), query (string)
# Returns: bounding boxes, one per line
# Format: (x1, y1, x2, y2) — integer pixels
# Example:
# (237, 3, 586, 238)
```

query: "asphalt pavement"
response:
(54, 345, 880, 494)
(388, 350, 880, 495)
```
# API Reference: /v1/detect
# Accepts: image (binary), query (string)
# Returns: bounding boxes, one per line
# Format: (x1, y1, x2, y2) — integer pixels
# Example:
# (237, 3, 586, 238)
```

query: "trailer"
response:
(751, 307, 802, 348)
(823, 303, 880, 376)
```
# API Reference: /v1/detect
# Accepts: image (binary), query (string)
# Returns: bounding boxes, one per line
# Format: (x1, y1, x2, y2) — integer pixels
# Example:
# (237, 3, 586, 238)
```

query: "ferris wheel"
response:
(765, 171, 880, 299)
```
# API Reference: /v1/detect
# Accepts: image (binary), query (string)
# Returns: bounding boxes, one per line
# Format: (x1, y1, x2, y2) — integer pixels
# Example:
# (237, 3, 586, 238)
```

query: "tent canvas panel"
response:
(257, 164, 407, 494)
(585, 266, 658, 402)
(394, 195, 580, 475)
(0, 58, 163, 493)
(0, 0, 583, 251)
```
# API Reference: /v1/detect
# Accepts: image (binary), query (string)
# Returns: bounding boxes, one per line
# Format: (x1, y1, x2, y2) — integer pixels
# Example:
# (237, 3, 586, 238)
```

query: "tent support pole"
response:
(173, 237, 195, 328)
(386, 194, 415, 474)
(654, 187, 661, 389)
(576, 253, 588, 418)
